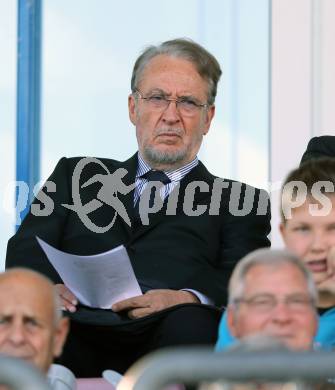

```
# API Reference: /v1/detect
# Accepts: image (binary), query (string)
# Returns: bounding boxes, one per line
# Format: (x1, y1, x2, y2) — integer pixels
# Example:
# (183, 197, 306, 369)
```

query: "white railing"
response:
(0, 355, 50, 390)
(118, 347, 335, 390)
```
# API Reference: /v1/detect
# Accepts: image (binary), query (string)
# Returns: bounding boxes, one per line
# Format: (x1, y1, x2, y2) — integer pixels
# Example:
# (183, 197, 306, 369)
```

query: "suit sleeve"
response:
(185, 185, 271, 306)
(5, 157, 72, 282)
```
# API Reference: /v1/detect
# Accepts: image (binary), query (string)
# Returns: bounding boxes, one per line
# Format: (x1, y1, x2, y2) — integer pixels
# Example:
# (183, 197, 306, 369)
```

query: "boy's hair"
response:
(281, 157, 335, 222)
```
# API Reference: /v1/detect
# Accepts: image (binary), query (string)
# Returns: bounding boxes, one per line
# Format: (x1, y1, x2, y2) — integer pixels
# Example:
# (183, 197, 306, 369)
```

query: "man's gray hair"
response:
(131, 38, 222, 106)
(228, 248, 318, 306)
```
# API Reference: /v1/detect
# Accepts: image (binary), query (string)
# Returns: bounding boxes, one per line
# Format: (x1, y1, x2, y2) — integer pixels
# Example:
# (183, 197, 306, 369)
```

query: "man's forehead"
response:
(0, 270, 53, 292)
(0, 277, 55, 319)
(243, 262, 308, 293)
(0, 299, 54, 325)
(142, 54, 197, 72)
(0, 277, 50, 296)
(0, 306, 43, 320)
(138, 55, 207, 92)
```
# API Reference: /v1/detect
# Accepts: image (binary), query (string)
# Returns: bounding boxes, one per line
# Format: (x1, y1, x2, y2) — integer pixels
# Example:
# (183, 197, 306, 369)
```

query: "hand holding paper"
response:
(37, 237, 142, 309)
(55, 284, 78, 312)
(112, 289, 198, 319)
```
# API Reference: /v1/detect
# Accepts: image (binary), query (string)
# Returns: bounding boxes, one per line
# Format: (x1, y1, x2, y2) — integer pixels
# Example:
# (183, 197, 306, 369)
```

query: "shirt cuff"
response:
(182, 289, 214, 305)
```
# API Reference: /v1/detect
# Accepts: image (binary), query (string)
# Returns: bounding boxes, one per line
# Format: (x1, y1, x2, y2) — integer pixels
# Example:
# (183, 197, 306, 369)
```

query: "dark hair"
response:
(300, 136, 335, 164)
(285, 157, 335, 189)
(131, 38, 222, 105)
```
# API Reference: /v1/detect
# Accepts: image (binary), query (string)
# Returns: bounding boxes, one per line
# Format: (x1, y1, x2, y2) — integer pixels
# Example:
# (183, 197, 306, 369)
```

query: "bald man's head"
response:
(0, 268, 69, 373)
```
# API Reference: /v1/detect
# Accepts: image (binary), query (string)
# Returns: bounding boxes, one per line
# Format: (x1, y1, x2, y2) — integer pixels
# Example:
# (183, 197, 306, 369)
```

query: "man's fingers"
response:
(60, 302, 77, 313)
(113, 289, 197, 316)
(55, 284, 78, 312)
(128, 307, 153, 319)
(112, 295, 148, 312)
(55, 284, 77, 304)
(61, 290, 77, 305)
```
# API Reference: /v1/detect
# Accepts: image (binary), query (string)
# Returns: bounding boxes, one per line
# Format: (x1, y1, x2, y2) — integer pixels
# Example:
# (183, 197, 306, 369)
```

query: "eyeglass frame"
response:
(133, 88, 210, 115)
(232, 293, 316, 313)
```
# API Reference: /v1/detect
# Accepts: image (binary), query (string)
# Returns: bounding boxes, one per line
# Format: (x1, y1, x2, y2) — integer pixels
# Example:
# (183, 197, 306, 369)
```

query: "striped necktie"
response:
(133, 170, 171, 224)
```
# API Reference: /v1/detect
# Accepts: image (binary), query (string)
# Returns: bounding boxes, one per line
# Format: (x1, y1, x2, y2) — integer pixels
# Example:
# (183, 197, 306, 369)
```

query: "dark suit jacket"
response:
(6, 153, 270, 325)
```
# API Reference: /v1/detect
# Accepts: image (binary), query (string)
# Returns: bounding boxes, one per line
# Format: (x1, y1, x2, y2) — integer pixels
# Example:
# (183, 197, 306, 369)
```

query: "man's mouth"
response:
(270, 332, 293, 339)
(156, 133, 181, 144)
(157, 133, 181, 138)
(156, 127, 183, 137)
(4, 352, 34, 361)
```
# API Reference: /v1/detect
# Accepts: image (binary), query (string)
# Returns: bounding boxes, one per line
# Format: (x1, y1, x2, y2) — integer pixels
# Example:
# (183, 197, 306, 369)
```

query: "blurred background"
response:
(1, 0, 334, 268)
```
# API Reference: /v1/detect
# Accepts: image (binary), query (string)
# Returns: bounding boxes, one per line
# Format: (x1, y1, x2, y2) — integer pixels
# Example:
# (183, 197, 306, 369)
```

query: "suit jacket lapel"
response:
(128, 160, 216, 243)
(177, 161, 215, 209)
(107, 153, 138, 237)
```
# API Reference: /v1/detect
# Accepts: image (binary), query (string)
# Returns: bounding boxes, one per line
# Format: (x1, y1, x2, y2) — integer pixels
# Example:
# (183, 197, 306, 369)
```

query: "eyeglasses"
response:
(234, 293, 315, 313)
(134, 89, 209, 117)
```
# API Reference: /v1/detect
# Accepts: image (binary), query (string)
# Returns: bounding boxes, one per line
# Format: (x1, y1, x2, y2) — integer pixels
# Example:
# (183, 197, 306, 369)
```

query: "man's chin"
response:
(143, 147, 187, 166)
(270, 334, 308, 350)
(261, 332, 294, 346)
(1, 352, 35, 363)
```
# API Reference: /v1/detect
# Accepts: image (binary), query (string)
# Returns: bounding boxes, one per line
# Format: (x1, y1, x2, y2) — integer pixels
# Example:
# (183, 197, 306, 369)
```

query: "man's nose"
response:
(8, 322, 26, 344)
(161, 100, 181, 124)
(271, 302, 292, 323)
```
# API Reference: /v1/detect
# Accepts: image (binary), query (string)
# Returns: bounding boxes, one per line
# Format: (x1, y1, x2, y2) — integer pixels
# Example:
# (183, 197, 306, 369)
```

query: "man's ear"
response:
(53, 317, 70, 358)
(128, 94, 137, 125)
(202, 105, 215, 136)
(226, 306, 238, 338)
(279, 222, 286, 242)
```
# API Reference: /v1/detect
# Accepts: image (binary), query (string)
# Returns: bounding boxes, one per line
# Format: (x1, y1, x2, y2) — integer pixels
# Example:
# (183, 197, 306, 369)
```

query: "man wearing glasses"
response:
(224, 249, 318, 351)
(6, 38, 270, 376)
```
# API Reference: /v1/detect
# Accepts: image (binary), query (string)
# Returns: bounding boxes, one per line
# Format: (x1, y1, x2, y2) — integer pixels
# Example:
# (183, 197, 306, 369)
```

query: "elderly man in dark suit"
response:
(6, 38, 270, 377)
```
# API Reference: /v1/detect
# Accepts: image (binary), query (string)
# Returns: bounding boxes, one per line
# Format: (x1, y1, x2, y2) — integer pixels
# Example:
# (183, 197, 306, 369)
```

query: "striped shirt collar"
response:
(136, 153, 199, 182)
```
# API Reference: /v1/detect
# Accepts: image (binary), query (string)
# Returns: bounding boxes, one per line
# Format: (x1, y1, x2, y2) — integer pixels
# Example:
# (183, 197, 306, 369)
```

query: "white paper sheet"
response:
(37, 237, 142, 309)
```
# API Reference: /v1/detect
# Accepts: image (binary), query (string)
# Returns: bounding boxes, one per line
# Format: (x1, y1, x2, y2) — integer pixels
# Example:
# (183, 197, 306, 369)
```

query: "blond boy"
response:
(216, 157, 335, 350)
(280, 157, 335, 349)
